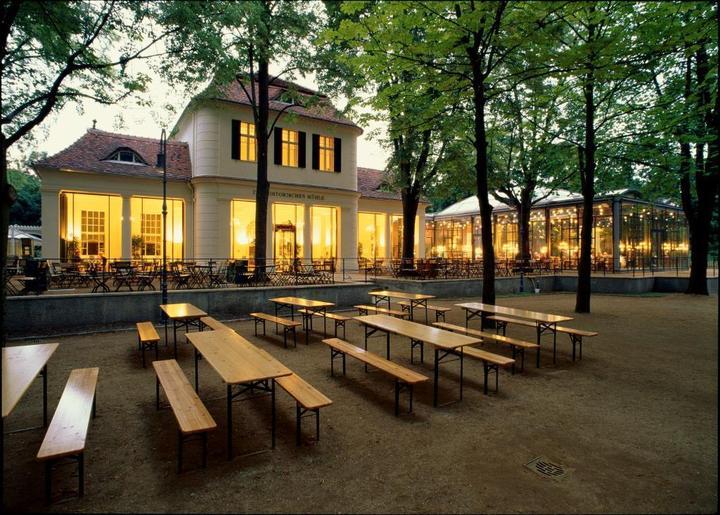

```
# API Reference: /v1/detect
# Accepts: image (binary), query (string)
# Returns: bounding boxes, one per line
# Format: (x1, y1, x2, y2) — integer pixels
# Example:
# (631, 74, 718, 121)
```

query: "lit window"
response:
(130, 197, 184, 260)
(105, 147, 146, 165)
(81, 210, 105, 256)
(282, 129, 299, 167)
(240, 122, 256, 161)
(318, 136, 334, 172)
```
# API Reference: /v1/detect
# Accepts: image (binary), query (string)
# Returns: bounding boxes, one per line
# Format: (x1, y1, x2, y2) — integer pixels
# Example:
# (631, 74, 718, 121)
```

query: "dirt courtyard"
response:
(3, 292, 718, 513)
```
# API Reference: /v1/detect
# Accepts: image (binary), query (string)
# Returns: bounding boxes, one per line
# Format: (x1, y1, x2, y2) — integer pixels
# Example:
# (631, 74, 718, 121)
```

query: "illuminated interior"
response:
(358, 212, 387, 260)
(239, 121, 256, 162)
(390, 215, 419, 259)
(231, 199, 256, 259)
(130, 197, 184, 260)
(550, 206, 579, 261)
(494, 213, 519, 260)
(273, 202, 304, 261)
(59, 192, 122, 260)
(281, 129, 299, 167)
(311, 206, 337, 259)
(318, 136, 335, 172)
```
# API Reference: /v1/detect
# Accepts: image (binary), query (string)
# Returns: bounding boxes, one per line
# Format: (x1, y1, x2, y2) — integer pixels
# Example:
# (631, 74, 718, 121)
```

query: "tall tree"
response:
(547, 2, 659, 312)
(489, 76, 576, 264)
(317, 1, 463, 262)
(161, 0, 318, 268)
(1, 0, 171, 345)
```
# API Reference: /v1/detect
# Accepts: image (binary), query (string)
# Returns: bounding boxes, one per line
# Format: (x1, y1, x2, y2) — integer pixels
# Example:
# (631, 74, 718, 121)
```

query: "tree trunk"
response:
(401, 188, 419, 261)
(1, 138, 11, 347)
(684, 33, 720, 294)
(576, 69, 595, 313)
(517, 191, 532, 263)
(473, 76, 496, 305)
(254, 58, 270, 270)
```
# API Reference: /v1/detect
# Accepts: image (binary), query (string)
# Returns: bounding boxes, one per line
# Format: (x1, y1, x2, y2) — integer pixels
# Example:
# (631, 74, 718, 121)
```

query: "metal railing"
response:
(4, 253, 713, 296)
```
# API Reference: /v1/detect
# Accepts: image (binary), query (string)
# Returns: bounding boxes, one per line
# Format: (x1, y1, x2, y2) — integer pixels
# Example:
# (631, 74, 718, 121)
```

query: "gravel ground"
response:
(3, 292, 717, 513)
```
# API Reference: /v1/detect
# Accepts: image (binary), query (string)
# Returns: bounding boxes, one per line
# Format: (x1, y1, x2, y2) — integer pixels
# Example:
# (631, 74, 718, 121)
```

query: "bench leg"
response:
(78, 453, 84, 497)
(394, 380, 400, 416)
(156, 377, 160, 410)
(296, 403, 302, 446)
(483, 361, 489, 394)
(178, 429, 183, 474)
(511, 346, 516, 375)
(203, 432, 208, 468)
(45, 461, 52, 503)
(142, 342, 146, 368)
(283, 327, 288, 348)
(293, 326, 297, 348)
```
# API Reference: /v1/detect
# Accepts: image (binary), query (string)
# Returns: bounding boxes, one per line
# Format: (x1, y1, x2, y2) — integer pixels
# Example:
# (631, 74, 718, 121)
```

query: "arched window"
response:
(103, 147, 147, 165)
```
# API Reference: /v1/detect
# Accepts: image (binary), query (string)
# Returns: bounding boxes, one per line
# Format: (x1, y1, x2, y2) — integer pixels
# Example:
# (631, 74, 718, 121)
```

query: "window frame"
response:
(318, 135, 335, 173)
(281, 129, 299, 168)
(239, 121, 257, 162)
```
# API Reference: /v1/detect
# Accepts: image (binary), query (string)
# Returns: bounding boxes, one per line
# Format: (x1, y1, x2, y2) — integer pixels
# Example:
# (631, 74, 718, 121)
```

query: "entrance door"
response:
(274, 223, 297, 269)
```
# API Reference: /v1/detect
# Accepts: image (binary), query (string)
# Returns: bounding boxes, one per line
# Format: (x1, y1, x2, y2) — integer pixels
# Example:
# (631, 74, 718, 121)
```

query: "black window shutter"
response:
(298, 131, 307, 168)
(311, 134, 320, 170)
(274, 127, 282, 165)
(334, 137, 342, 173)
(231, 120, 240, 160)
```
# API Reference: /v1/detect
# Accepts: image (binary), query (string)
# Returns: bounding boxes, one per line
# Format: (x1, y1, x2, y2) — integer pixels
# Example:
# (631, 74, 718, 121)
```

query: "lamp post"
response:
(157, 130, 168, 338)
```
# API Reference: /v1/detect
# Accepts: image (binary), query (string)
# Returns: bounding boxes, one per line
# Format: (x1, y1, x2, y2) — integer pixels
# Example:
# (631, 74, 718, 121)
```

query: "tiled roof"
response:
(357, 167, 402, 200)
(214, 78, 361, 131)
(34, 129, 191, 180)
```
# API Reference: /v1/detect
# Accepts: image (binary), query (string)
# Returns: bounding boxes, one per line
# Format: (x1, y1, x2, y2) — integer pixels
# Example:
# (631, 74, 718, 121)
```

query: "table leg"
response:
(173, 320, 178, 358)
(535, 323, 542, 368)
(386, 331, 390, 359)
(552, 324, 557, 364)
(322, 308, 327, 336)
(271, 379, 276, 449)
(433, 348, 439, 407)
(227, 384, 233, 460)
(194, 348, 200, 393)
(424, 301, 428, 325)
(459, 350, 464, 401)
(42, 364, 48, 427)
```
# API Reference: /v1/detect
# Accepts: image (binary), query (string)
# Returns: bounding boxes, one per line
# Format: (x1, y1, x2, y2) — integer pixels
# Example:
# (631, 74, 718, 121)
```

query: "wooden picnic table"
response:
(160, 303, 208, 358)
(269, 296, 335, 344)
(186, 330, 292, 460)
(2, 343, 59, 424)
(354, 314, 482, 407)
(368, 290, 436, 324)
(455, 302, 573, 367)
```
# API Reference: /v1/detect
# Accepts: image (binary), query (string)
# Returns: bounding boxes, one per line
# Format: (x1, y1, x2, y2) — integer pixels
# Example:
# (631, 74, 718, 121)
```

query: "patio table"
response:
(186, 330, 291, 459)
(160, 303, 208, 358)
(269, 296, 335, 344)
(368, 290, 435, 324)
(455, 302, 573, 366)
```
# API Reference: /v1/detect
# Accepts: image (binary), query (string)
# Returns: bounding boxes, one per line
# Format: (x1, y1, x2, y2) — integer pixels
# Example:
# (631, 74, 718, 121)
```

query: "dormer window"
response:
(104, 147, 147, 165)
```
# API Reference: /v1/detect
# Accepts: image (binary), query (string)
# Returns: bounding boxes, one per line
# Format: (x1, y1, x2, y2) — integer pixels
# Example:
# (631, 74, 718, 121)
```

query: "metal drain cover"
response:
(525, 456, 568, 479)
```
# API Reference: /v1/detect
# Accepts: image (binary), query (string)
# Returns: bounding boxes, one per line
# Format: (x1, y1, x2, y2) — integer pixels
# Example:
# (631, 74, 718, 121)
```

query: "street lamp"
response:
(157, 130, 168, 336)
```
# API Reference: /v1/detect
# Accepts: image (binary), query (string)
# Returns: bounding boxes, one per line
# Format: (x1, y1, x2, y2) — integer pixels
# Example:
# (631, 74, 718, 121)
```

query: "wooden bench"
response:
(153, 359, 217, 473)
(200, 316, 235, 332)
(250, 312, 301, 348)
(322, 337, 427, 416)
(298, 309, 350, 339)
(487, 315, 598, 362)
(398, 301, 451, 322)
(136, 321, 160, 368)
(354, 304, 409, 319)
(37, 367, 99, 503)
(276, 373, 333, 446)
(461, 346, 515, 394)
(433, 322, 539, 373)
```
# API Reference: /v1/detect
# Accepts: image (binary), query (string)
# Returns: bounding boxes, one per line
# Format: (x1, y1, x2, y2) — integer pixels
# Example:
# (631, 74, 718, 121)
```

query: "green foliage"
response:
(7, 169, 40, 225)
(158, 1, 319, 104)
(2, 0, 164, 149)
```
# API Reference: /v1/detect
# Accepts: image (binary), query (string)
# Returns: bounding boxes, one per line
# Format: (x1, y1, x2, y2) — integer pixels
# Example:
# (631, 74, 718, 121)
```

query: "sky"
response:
(12, 65, 391, 172)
